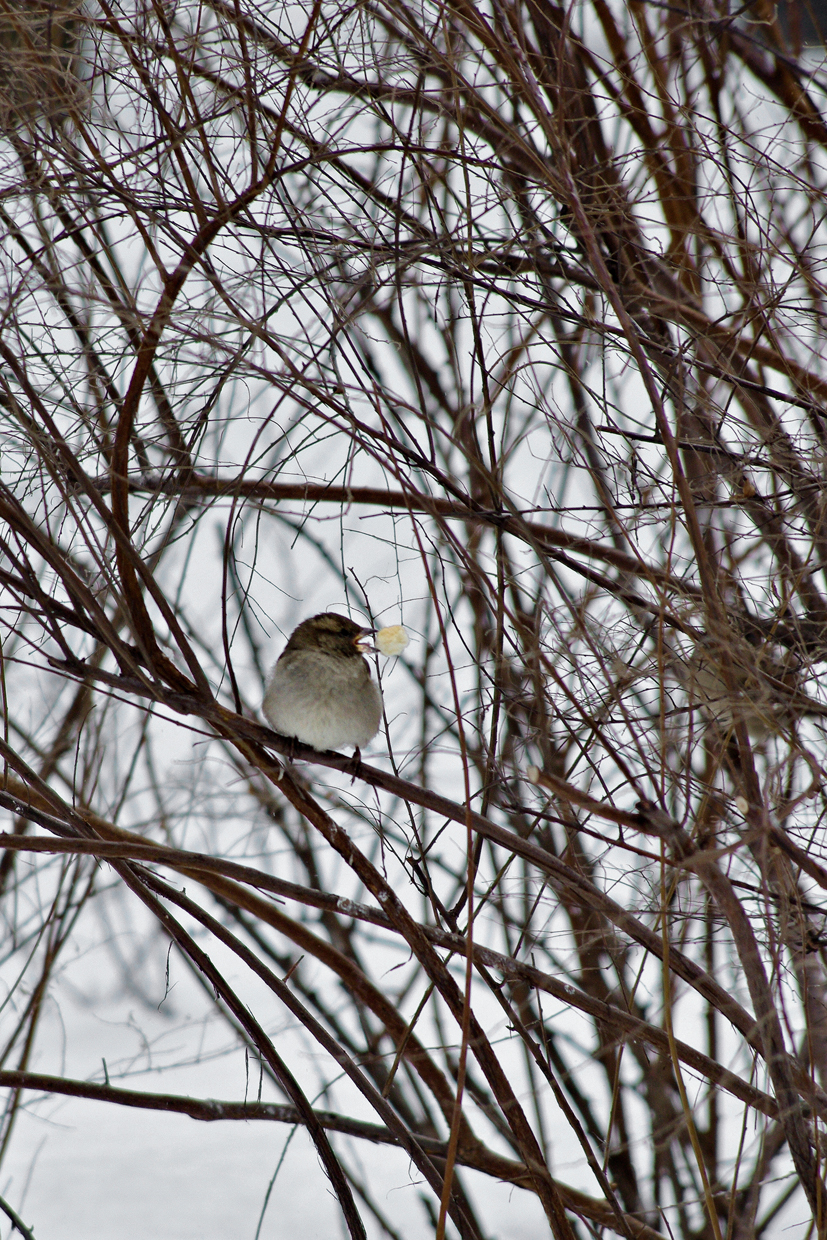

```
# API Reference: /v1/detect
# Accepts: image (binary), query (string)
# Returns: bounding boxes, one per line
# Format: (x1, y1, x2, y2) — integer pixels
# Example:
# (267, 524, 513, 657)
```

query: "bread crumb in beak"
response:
(354, 628, 375, 653)
(376, 625, 409, 656)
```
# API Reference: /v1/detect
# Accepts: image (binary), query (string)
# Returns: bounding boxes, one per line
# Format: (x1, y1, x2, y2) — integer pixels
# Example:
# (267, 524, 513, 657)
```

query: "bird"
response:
(679, 631, 802, 742)
(262, 612, 383, 752)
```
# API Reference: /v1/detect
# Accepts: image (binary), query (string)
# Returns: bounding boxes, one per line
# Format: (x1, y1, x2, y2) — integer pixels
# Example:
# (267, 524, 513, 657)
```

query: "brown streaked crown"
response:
(282, 612, 371, 658)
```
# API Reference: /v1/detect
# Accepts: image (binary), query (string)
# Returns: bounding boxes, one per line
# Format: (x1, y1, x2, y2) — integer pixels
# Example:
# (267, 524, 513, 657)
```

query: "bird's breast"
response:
(263, 650, 382, 750)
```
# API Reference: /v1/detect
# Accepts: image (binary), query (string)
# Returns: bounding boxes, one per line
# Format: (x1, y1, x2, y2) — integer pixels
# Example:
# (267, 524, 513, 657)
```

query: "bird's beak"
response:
(354, 627, 376, 653)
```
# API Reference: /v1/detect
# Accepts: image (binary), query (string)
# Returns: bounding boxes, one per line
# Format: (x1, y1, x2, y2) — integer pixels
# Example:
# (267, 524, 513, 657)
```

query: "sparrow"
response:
(679, 631, 802, 742)
(262, 612, 383, 752)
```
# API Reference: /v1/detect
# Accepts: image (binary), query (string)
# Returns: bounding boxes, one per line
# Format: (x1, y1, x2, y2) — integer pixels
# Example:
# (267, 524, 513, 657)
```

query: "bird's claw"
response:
(346, 747, 362, 782)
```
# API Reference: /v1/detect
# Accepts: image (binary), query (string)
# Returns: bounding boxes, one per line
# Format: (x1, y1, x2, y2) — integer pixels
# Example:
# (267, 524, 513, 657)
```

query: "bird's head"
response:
(283, 612, 375, 658)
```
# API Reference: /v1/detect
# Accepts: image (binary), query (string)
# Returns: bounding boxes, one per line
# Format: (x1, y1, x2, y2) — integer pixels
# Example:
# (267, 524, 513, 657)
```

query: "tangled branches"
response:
(2, 0, 827, 1235)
